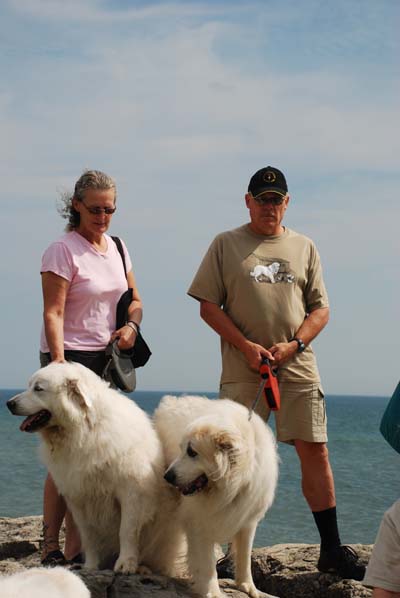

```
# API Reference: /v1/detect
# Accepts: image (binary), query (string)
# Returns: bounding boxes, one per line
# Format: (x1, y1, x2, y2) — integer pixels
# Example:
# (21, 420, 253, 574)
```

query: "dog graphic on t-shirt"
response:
(250, 262, 280, 283)
(250, 262, 295, 284)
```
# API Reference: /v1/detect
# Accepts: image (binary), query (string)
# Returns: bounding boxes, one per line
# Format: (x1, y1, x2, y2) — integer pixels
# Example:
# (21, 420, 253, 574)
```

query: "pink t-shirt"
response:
(40, 231, 133, 352)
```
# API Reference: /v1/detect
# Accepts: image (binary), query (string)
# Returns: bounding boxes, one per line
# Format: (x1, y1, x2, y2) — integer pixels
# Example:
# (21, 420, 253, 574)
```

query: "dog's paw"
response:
(237, 581, 259, 598)
(194, 582, 222, 598)
(114, 556, 139, 574)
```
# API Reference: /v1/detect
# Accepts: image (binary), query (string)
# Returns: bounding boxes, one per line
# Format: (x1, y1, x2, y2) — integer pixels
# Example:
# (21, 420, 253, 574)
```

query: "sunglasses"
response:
(80, 200, 116, 215)
(253, 194, 285, 206)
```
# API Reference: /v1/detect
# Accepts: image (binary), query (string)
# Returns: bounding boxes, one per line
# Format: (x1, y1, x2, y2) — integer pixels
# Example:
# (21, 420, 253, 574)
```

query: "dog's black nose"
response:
(164, 468, 176, 486)
(6, 399, 17, 414)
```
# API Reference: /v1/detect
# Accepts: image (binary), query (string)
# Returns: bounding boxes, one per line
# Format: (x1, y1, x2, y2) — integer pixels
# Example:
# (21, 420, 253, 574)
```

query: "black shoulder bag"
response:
(111, 236, 152, 368)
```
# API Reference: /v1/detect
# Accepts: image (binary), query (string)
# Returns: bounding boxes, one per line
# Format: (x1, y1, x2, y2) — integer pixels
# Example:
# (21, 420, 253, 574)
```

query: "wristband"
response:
(126, 321, 139, 334)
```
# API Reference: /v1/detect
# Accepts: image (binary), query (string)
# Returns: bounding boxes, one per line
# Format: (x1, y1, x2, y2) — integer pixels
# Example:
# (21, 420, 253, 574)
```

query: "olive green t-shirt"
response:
(188, 225, 329, 384)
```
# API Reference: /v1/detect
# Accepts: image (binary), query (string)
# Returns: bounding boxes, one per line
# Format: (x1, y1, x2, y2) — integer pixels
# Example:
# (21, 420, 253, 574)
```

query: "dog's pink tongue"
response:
(20, 415, 37, 432)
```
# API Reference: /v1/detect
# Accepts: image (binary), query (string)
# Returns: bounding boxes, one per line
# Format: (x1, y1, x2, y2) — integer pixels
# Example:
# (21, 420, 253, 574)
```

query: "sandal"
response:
(41, 549, 68, 567)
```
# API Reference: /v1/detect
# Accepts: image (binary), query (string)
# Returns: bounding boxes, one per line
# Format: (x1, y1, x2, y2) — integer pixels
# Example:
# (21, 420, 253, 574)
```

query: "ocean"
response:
(0, 389, 398, 548)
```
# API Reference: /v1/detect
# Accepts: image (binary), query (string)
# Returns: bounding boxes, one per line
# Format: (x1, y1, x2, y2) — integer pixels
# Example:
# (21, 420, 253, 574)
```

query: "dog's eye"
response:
(186, 445, 198, 458)
(33, 384, 43, 392)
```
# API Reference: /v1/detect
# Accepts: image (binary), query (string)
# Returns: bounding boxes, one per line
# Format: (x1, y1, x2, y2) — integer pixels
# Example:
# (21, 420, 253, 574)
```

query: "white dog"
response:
(154, 395, 279, 598)
(7, 362, 182, 576)
(0, 567, 89, 598)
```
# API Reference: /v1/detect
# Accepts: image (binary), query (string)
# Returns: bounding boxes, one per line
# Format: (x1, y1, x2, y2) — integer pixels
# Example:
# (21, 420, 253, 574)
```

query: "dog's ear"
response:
(214, 431, 234, 452)
(66, 378, 93, 410)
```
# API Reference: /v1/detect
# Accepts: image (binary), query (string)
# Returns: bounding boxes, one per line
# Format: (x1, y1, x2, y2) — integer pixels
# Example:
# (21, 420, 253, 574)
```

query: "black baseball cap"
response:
(248, 166, 288, 197)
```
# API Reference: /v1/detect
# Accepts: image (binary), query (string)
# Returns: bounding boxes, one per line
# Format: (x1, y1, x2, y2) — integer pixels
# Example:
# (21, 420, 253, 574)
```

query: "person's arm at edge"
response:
(41, 272, 69, 362)
(269, 306, 330, 366)
(200, 299, 274, 371)
(372, 589, 400, 598)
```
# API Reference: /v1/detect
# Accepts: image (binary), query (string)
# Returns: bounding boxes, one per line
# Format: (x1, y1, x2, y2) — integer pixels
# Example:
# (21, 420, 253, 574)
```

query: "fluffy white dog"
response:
(7, 362, 182, 575)
(0, 567, 89, 598)
(154, 395, 279, 598)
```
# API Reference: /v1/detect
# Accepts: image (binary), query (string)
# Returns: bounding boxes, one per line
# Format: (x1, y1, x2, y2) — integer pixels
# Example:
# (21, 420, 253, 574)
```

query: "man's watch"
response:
(290, 337, 306, 353)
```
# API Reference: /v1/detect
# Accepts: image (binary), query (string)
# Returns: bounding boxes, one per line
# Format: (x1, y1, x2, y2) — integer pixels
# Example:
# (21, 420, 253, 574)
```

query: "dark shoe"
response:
(68, 552, 84, 564)
(318, 545, 366, 581)
(41, 549, 68, 567)
(216, 553, 234, 579)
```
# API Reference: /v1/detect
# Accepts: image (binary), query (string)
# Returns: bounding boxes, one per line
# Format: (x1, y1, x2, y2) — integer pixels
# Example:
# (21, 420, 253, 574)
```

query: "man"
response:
(187, 166, 365, 580)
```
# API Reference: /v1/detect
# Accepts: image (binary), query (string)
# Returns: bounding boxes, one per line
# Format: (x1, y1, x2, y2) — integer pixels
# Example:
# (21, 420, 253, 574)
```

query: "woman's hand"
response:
(110, 325, 137, 350)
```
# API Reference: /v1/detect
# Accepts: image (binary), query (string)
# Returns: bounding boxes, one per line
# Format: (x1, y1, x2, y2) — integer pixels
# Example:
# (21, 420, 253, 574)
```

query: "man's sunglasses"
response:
(253, 194, 285, 206)
(80, 200, 116, 215)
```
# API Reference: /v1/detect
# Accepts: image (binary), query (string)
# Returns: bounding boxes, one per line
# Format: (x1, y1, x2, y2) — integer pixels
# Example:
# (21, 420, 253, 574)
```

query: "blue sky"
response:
(0, 0, 398, 395)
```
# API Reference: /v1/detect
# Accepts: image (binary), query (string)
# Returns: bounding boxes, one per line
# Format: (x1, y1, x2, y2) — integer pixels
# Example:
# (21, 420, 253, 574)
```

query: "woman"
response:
(40, 170, 142, 565)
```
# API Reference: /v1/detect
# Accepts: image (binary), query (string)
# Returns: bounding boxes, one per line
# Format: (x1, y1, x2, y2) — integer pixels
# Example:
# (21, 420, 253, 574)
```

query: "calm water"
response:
(0, 389, 398, 548)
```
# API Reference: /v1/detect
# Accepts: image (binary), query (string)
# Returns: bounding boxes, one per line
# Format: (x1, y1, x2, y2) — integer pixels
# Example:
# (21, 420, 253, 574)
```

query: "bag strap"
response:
(111, 236, 127, 279)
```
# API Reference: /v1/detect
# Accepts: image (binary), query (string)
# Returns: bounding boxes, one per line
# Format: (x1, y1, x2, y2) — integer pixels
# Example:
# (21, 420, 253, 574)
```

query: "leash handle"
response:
(248, 356, 281, 419)
(260, 357, 280, 411)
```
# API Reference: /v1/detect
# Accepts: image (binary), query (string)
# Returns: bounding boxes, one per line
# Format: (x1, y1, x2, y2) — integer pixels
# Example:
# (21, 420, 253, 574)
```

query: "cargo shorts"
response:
(219, 380, 327, 444)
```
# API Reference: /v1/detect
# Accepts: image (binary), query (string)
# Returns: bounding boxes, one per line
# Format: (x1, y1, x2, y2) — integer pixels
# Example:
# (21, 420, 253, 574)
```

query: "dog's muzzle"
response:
(7, 399, 52, 433)
(164, 468, 209, 496)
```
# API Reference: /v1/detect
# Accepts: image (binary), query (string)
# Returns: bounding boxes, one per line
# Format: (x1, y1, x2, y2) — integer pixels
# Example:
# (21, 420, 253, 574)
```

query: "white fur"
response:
(9, 363, 182, 575)
(0, 567, 89, 598)
(154, 395, 279, 598)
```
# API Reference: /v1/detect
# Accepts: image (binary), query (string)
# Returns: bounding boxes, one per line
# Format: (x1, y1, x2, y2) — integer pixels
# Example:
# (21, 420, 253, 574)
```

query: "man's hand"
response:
(242, 340, 275, 372)
(268, 341, 297, 366)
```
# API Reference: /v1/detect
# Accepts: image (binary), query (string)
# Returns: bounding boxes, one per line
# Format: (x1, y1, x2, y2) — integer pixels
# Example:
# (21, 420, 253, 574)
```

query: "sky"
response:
(0, 0, 398, 395)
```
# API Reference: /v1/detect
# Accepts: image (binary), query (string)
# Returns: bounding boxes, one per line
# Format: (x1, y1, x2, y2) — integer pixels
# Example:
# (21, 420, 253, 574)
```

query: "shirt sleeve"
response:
(41, 242, 74, 282)
(363, 499, 400, 592)
(187, 235, 226, 306)
(304, 242, 329, 312)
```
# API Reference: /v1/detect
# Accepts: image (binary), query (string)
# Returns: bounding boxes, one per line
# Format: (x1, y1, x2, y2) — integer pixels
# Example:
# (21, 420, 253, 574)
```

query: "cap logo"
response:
(263, 170, 276, 183)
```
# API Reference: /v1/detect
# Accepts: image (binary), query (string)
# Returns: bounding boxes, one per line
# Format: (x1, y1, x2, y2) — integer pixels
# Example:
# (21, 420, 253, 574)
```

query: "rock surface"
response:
(0, 516, 373, 597)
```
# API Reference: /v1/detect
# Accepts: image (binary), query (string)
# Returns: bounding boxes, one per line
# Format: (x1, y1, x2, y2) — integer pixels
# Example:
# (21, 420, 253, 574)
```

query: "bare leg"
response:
(42, 473, 81, 561)
(373, 590, 400, 598)
(42, 473, 66, 559)
(294, 440, 336, 511)
(64, 508, 82, 561)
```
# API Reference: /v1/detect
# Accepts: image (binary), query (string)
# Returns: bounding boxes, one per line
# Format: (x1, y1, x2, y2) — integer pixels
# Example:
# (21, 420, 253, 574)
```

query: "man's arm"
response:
(269, 307, 330, 366)
(200, 300, 274, 371)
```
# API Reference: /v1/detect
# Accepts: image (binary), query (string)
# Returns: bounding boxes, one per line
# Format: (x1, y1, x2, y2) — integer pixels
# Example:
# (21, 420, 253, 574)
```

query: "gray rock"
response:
(0, 517, 373, 597)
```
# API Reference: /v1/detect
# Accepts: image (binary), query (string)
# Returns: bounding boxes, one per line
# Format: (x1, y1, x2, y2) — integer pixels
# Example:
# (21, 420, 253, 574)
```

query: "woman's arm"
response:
(41, 272, 70, 362)
(126, 269, 143, 326)
(111, 269, 143, 350)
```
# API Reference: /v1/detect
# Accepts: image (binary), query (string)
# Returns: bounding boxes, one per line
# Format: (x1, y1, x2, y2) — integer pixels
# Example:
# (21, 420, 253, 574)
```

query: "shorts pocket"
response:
(312, 384, 326, 426)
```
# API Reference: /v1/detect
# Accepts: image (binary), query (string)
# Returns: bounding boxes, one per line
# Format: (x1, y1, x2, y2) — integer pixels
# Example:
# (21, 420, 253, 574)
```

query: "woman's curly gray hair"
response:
(59, 170, 117, 231)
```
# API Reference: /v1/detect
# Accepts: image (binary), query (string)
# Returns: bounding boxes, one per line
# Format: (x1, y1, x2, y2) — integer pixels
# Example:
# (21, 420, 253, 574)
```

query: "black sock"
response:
(312, 507, 341, 551)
